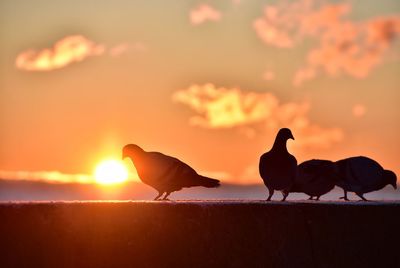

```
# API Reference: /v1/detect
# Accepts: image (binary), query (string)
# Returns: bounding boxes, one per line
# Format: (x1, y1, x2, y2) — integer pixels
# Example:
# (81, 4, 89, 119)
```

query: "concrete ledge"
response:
(0, 201, 399, 268)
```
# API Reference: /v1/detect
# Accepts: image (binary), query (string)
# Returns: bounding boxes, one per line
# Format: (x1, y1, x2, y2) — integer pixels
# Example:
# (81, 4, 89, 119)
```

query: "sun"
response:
(94, 159, 129, 185)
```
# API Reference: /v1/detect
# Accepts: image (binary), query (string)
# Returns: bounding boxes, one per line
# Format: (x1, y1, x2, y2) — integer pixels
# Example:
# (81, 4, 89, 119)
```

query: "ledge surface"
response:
(0, 201, 399, 268)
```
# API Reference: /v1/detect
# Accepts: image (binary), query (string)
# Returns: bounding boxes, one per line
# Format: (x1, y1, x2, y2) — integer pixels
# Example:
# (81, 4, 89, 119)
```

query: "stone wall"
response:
(0, 201, 399, 267)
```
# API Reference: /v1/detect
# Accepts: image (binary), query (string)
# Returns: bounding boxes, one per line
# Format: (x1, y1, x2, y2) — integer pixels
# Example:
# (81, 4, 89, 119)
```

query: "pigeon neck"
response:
(272, 137, 288, 152)
(127, 152, 142, 164)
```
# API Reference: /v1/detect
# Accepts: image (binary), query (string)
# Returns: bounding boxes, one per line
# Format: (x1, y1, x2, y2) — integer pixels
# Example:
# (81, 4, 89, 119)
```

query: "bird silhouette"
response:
(284, 159, 338, 201)
(335, 156, 397, 201)
(259, 128, 297, 201)
(122, 144, 220, 200)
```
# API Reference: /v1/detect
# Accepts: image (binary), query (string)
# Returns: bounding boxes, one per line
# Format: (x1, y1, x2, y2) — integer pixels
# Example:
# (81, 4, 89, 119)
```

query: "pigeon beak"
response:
(290, 133, 295, 140)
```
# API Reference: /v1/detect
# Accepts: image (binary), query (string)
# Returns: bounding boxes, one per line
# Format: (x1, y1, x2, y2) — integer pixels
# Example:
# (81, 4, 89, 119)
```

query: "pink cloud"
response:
(190, 4, 222, 25)
(253, 0, 320, 48)
(0, 169, 143, 184)
(16, 37, 147, 71)
(262, 70, 275, 81)
(108, 42, 147, 57)
(253, 0, 400, 85)
(0, 170, 93, 184)
(16, 35, 105, 71)
(293, 67, 316, 87)
(352, 104, 367, 118)
(296, 16, 400, 85)
(173, 84, 343, 149)
(253, 1, 351, 48)
(232, 0, 241, 7)
(109, 43, 130, 57)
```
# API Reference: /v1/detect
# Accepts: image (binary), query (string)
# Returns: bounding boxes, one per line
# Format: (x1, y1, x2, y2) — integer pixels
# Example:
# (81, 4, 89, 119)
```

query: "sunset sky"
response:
(0, 0, 399, 185)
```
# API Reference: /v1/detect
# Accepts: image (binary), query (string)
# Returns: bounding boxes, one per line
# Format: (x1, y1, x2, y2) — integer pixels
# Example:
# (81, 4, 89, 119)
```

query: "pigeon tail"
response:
(198, 175, 221, 188)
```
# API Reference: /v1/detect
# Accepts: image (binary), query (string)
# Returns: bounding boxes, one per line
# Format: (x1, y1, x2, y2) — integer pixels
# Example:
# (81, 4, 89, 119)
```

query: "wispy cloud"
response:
(16, 36, 146, 71)
(0, 170, 93, 184)
(232, 0, 242, 7)
(16, 35, 105, 71)
(352, 104, 367, 118)
(109, 42, 147, 57)
(172, 84, 343, 149)
(0, 169, 141, 184)
(190, 4, 222, 25)
(253, 0, 400, 85)
(293, 67, 316, 87)
(262, 70, 275, 81)
(109, 43, 131, 57)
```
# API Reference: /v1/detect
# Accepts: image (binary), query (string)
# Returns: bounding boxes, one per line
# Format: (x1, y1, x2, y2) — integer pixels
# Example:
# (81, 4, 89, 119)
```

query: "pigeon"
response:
(122, 144, 220, 200)
(335, 156, 397, 201)
(259, 128, 297, 201)
(284, 159, 338, 201)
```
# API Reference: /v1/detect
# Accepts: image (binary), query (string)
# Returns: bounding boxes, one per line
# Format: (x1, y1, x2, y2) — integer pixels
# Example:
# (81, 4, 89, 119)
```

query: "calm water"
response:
(0, 180, 398, 201)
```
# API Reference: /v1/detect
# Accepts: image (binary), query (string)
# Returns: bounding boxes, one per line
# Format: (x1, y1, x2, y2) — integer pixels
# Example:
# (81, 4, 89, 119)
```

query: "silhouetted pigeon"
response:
(122, 144, 220, 200)
(259, 128, 297, 201)
(284, 159, 338, 201)
(335, 156, 397, 201)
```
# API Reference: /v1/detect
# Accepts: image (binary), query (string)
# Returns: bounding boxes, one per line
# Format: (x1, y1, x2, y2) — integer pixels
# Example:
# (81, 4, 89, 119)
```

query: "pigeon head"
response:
(277, 128, 295, 141)
(384, 170, 397, 189)
(270, 128, 295, 152)
(122, 144, 144, 160)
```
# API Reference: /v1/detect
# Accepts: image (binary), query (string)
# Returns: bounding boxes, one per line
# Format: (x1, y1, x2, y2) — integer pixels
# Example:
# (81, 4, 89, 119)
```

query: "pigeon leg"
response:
(315, 196, 321, 201)
(356, 193, 368, 201)
(281, 192, 289, 202)
(308, 196, 314, 200)
(154, 192, 163, 201)
(266, 188, 274, 201)
(162, 192, 171, 201)
(339, 190, 349, 201)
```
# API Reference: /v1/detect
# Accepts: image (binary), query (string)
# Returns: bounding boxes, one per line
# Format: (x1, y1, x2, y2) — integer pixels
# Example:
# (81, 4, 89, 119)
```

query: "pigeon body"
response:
(259, 128, 297, 201)
(335, 156, 397, 201)
(286, 159, 338, 200)
(123, 144, 220, 200)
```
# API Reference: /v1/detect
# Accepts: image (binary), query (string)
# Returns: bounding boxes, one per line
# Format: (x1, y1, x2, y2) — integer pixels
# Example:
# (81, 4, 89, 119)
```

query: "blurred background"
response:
(0, 0, 399, 201)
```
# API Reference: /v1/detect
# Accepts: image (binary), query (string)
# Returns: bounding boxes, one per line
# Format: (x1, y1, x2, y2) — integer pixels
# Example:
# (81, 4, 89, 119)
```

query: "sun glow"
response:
(94, 159, 129, 185)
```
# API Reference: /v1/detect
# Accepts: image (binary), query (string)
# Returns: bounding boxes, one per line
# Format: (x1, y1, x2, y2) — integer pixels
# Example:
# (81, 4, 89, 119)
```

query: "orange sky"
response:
(0, 0, 399, 184)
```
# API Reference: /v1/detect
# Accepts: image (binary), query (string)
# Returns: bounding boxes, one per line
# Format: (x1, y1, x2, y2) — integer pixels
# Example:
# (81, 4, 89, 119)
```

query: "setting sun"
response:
(94, 159, 129, 185)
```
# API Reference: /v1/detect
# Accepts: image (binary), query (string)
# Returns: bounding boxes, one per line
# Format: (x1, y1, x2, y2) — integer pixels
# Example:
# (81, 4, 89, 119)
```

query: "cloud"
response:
(109, 42, 147, 57)
(16, 36, 147, 71)
(253, 1, 351, 48)
(109, 43, 131, 57)
(172, 84, 278, 128)
(262, 70, 275, 81)
(16, 35, 105, 71)
(0, 170, 93, 184)
(293, 67, 316, 87)
(254, 3, 305, 48)
(232, 0, 241, 7)
(190, 4, 222, 25)
(296, 16, 400, 85)
(172, 84, 343, 149)
(253, 0, 400, 85)
(352, 104, 367, 118)
(0, 169, 141, 184)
